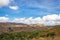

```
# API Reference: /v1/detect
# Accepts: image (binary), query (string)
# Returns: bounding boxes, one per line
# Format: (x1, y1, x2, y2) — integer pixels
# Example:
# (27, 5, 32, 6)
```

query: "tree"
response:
(8, 27, 14, 32)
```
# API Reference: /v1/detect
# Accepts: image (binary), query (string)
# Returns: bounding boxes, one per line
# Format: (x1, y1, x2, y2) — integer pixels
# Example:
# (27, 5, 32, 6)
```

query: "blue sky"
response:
(0, 0, 60, 18)
(0, 0, 60, 25)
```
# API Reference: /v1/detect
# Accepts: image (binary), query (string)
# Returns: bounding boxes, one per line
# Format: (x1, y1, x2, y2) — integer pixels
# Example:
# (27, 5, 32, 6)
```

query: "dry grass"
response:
(31, 36, 60, 40)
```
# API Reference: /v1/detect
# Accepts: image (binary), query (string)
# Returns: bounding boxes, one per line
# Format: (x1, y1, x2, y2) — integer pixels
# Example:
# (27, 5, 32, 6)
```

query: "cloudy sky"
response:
(0, 0, 60, 26)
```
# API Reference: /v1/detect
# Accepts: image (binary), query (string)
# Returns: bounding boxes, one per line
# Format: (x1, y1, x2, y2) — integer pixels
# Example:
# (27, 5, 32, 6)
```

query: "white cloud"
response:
(0, 17, 9, 22)
(13, 18, 26, 23)
(0, 14, 60, 26)
(0, 0, 10, 7)
(12, 14, 60, 26)
(9, 6, 19, 10)
(42, 14, 60, 25)
(0, 0, 19, 10)
(43, 14, 60, 21)
(12, 17, 42, 24)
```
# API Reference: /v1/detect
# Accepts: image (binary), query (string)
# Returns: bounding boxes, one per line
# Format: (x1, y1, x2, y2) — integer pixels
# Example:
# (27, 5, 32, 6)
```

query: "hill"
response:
(0, 22, 60, 40)
(0, 22, 60, 36)
(0, 22, 45, 33)
(47, 25, 60, 36)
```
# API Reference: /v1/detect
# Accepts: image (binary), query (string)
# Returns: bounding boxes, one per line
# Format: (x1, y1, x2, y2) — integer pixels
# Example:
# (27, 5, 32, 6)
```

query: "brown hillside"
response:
(0, 22, 45, 33)
(47, 25, 60, 36)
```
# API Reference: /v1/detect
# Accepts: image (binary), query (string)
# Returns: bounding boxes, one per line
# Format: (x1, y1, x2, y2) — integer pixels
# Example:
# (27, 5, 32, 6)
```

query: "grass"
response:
(32, 36, 60, 40)
(0, 25, 60, 40)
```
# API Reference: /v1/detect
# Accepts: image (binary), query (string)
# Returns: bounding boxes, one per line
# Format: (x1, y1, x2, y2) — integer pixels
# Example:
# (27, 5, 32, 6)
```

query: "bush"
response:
(0, 30, 47, 40)
(8, 27, 14, 32)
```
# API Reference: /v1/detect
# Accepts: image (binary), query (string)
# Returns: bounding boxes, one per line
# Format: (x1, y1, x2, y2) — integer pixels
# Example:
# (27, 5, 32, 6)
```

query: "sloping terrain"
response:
(0, 22, 45, 33)
(48, 25, 60, 36)
(0, 22, 60, 40)
(0, 22, 60, 36)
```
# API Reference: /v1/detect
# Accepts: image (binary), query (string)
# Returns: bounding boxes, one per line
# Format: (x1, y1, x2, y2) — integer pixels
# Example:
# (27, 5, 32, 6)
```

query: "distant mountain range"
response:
(0, 22, 45, 27)
(0, 22, 45, 33)
(0, 22, 60, 35)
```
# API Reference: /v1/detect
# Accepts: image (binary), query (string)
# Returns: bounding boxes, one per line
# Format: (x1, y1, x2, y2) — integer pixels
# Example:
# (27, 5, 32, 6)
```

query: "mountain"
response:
(0, 22, 45, 33)
(0, 22, 60, 36)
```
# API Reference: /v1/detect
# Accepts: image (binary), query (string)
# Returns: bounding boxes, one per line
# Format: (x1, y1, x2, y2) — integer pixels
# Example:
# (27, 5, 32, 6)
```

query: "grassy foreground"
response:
(0, 25, 60, 40)
(0, 30, 56, 40)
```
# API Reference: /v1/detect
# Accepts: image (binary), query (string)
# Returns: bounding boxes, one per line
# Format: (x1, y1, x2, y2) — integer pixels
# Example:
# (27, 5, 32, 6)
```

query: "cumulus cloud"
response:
(0, 14, 60, 26)
(0, 17, 9, 22)
(12, 17, 42, 24)
(43, 14, 60, 21)
(13, 18, 26, 23)
(0, 0, 10, 7)
(0, 0, 19, 10)
(12, 14, 60, 26)
(9, 6, 19, 10)
(42, 14, 60, 25)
